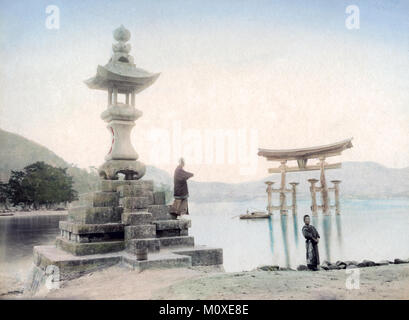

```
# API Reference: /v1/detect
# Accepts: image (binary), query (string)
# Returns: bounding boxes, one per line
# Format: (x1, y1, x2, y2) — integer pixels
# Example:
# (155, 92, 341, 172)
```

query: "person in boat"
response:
(302, 215, 320, 271)
(170, 158, 194, 218)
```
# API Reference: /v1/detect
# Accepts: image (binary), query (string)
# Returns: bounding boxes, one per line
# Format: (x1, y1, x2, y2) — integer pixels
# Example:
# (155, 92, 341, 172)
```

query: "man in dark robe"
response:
(170, 158, 194, 218)
(302, 215, 320, 271)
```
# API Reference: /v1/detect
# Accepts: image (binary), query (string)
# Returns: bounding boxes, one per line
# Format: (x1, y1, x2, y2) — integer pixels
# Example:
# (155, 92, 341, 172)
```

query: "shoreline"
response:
(0, 210, 68, 218)
(1, 258, 408, 300)
(1, 263, 408, 300)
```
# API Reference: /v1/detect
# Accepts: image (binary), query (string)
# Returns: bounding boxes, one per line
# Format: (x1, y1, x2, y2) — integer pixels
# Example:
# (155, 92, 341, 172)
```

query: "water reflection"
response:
(311, 215, 319, 228)
(335, 214, 343, 259)
(267, 216, 274, 255)
(335, 214, 343, 246)
(292, 214, 299, 247)
(280, 215, 290, 268)
(322, 215, 332, 262)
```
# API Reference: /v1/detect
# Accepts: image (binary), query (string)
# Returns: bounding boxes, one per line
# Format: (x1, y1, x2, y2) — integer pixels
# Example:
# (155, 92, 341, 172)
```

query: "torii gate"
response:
(258, 138, 353, 215)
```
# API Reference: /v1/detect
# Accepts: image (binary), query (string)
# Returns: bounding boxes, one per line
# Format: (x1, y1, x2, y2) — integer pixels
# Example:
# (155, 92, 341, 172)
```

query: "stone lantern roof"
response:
(84, 25, 160, 94)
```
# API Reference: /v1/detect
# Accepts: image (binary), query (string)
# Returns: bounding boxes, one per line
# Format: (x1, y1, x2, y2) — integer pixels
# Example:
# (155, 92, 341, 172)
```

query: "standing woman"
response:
(302, 215, 320, 271)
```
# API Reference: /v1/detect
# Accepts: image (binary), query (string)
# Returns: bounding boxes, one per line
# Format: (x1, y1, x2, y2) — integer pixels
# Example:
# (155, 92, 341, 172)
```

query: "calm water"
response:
(0, 214, 67, 280)
(189, 199, 409, 272)
(0, 199, 408, 279)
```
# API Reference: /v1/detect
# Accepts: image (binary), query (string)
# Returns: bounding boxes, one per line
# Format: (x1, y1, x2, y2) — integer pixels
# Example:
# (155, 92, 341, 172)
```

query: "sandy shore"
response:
(3, 263, 408, 300)
(0, 210, 67, 217)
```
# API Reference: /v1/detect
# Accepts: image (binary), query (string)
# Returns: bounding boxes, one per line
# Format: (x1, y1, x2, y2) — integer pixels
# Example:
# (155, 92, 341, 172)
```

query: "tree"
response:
(8, 170, 30, 208)
(7, 161, 78, 209)
(0, 182, 10, 210)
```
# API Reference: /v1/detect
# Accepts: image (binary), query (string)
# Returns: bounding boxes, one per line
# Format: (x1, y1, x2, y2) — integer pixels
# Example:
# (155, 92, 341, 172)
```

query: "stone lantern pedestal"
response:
(99, 103, 145, 180)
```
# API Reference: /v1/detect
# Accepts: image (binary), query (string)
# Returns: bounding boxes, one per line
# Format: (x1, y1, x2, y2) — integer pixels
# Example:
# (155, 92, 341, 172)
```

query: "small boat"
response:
(0, 213, 14, 217)
(240, 210, 271, 220)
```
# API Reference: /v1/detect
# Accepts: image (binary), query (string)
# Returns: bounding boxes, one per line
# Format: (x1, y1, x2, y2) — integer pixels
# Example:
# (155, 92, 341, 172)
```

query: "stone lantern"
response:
(32, 26, 223, 282)
(85, 25, 160, 180)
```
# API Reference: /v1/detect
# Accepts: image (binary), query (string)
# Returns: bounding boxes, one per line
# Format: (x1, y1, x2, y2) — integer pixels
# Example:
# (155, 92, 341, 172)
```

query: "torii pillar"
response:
(265, 181, 274, 215)
(289, 182, 299, 214)
(331, 180, 341, 215)
(279, 161, 288, 215)
(308, 178, 319, 216)
(319, 157, 330, 215)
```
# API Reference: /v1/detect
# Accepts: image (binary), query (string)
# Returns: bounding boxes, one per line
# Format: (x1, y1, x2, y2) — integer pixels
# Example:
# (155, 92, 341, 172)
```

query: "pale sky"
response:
(0, 0, 408, 182)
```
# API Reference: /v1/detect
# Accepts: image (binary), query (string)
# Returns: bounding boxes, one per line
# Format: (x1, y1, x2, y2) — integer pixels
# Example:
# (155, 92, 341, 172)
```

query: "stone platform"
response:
(34, 244, 223, 280)
(33, 179, 223, 280)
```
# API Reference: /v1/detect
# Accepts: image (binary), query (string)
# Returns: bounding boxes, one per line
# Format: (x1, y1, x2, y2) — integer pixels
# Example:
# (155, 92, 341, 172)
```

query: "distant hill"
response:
(1, 128, 408, 201)
(126, 160, 409, 202)
(0, 128, 171, 194)
(0, 128, 101, 193)
(188, 162, 409, 202)
(0, 129, 68, 181)
(143, 165, 172, 187)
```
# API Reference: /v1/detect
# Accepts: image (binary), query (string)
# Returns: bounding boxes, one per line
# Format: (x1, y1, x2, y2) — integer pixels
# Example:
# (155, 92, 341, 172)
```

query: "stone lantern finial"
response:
(112, 25, 133, 64)
(113, 24, 131, 42)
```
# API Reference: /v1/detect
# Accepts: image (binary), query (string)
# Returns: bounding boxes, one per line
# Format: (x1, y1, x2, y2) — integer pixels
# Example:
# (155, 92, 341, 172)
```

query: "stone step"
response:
(172, 246, 223, 267)
(121, 251, 192, 271)
(153, 219, 191, 230)
(56, 237, 124, 256)
(101, 179, 154, 192)
(33, 245, 122, 280)
(156, 229, 189, 238)
(59, 221, 124, 234)
(120, 196, 154, 212)
(147, 204, 176, 221)
(158, 236, 195, 248)
(153, 219, 191, 237)
(124, 225, 156, 240)
(117, 185, 154, 198)
(76, 191, 119, 207)
(69, 200, 84, 209)
(68, 206, 123, 224)
(68, 192, 93, 208)
(78, 192, 93, 202)
(61, 230, 124, 243)
(33, 244, 222, 281)
(125, 238, 160, 253)
(59, 221, 124, 243)
(153, 191, 166, 205)
(93, 191, 120, 207)
(122, 211, 153, 225)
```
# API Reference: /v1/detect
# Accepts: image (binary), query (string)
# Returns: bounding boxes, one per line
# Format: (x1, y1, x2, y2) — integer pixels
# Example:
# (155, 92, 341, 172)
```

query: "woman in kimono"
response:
(302, 215, 320, 271)
(170, 158, 194, 218)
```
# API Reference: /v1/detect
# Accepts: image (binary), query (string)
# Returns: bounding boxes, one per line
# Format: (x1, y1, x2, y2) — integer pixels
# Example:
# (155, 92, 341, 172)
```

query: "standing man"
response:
(302, 215, 320, 271)
(170, 158, 194, 218)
